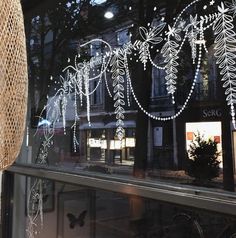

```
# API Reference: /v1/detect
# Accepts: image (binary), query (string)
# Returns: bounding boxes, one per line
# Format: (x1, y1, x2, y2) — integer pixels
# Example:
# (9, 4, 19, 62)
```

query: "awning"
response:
(104, 120, 136, 128)
(79, 120, 136, 130)
(79, 122, 105, 130)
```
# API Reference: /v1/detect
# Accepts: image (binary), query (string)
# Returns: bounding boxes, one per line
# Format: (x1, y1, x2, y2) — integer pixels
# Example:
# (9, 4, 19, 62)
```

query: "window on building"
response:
(117, 28, 130, 46)
(152, 56, 167, 97)
(194, 45, 218, 101)
(90, 79, 103, 105)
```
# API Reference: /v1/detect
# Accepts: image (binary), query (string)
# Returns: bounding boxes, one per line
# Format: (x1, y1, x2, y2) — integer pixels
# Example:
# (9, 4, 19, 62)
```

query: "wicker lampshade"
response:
(0, 0, 28, 169)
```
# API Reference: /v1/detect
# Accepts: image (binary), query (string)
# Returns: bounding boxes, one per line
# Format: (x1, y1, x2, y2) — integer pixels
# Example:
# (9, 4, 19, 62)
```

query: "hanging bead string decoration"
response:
(0, 0, 28, 169)
(38, 0, 236, 153)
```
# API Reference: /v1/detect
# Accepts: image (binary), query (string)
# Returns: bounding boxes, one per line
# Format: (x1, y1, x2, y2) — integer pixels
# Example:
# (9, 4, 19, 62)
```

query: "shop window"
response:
(90, 40, 102, 57)
(10, 174, 236, 238)
(152, 56, 167, 97)
(3, 3, 236, 238)
(194, 46, 218, 101)
(90, 79, 103, 105)
(117, 28, 130, 46)
(186, 121, 223, 168)
(15, 0, 236, 199)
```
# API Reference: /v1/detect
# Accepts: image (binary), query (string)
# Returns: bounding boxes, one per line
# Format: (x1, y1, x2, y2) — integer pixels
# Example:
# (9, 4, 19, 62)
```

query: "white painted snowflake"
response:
(166, 25, 181, 41)
(218, 2, 229, 13)
(210, 0, 215, 5)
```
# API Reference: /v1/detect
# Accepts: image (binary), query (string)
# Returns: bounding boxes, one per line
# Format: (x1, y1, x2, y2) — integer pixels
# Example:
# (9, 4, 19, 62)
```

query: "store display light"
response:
(110, 139, 125, 150)
(101, 140, 107, 149)
(125, 138, 135, 147)
(88, 138, 102, 148)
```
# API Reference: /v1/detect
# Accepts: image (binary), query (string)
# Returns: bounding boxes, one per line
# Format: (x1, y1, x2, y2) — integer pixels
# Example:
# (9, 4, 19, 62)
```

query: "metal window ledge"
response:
(7, 164, 236, 216)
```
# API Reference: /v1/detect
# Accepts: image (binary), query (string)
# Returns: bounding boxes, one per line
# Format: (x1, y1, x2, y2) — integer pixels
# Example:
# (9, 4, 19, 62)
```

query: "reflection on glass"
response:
(18, 0, 236, 193)
(12, 175, 236, 238)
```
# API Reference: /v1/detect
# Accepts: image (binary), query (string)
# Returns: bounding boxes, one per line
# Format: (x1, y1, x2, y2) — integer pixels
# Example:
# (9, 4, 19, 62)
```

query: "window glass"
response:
(12, 174, 236, 238)
(18, 0, 236, 194)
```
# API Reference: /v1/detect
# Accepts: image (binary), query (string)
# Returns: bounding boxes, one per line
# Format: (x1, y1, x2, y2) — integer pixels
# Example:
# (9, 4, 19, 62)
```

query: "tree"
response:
(186, 133, 220, 184)
(25, 0, 91, 126)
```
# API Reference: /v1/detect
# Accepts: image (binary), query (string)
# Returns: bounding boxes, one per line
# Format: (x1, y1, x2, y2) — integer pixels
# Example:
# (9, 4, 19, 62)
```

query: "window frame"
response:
(6, 163, 236, 217)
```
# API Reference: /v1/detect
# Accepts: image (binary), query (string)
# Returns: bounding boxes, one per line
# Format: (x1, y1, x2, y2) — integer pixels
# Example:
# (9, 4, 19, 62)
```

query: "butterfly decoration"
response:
(67, 210, 87, 229)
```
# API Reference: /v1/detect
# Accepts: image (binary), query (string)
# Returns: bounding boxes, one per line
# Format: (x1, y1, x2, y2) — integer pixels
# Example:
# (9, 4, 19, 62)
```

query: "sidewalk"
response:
(71, 161, 236, 190)
(95, 163, 236, 190)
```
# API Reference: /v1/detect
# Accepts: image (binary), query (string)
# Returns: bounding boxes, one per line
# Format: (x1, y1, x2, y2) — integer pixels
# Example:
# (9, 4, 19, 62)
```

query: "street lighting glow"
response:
(91, 0, 107, 5)
(38, 119, 51, 127)
(104, 11, 114, 19)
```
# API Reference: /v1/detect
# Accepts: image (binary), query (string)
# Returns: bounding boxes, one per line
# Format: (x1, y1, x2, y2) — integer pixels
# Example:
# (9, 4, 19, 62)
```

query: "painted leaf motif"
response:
(111, 49, 126, 140)
(214, 5, 236, 128)
(150, 23, 166, 36)
(147, 37, 163, 44)
(161, 39, 179, 102)
(139, 27, 148, 41)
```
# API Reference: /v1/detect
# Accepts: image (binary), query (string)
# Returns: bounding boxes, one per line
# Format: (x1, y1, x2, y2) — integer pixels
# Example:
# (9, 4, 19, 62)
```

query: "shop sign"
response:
(202, 109, 222, 118)
(88, 138, 101, 148)
(125, 138, 135, 147)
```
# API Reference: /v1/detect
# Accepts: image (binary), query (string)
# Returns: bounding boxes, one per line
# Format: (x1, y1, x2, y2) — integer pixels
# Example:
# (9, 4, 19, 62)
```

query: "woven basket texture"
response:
(0, 0, 28, 169)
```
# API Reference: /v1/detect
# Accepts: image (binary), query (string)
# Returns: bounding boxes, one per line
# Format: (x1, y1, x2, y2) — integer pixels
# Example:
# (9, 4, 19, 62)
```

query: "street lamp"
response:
(104, 10, 114, 19)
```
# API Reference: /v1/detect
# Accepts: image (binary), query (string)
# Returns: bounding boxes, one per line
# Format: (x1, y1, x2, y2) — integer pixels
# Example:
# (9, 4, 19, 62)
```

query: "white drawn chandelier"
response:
(39, 0, 236, 153)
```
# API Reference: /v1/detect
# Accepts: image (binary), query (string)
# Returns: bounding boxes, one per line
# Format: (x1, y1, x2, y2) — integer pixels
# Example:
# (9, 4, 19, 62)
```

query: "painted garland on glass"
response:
(29, 0, 236, 236)
(39, 0, 236, 150)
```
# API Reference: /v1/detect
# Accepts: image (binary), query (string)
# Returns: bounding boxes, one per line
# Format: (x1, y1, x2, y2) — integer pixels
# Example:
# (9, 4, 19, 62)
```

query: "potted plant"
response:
(185, 132, 221, 185)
